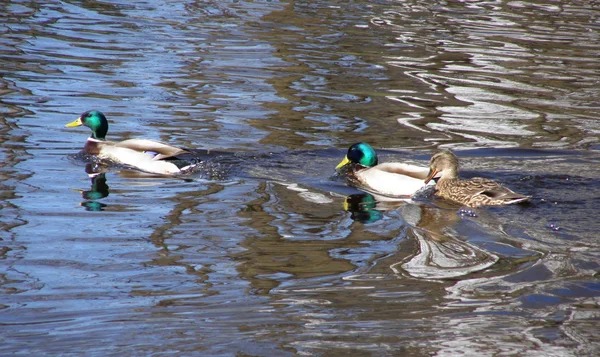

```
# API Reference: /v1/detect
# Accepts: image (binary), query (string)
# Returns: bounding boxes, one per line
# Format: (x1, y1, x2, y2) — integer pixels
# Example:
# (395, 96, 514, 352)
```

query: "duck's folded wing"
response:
(115, 139, 189, 160)
(470, 178, 530, 202)
(375, 163, 430, 180)
(355, 164, 432, 197)
(478, 188, 530, 202)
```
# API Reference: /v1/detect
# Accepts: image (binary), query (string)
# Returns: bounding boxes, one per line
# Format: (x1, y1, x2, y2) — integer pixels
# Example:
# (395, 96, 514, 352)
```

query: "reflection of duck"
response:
(344, 193, 383, 224)
(65, 110, 202, 175)
(336, 143, 432, 198)
(78, 165, 110, 211)
(344, 193, 409, 223)
(342, 191, 500, 279)
(425, 150, 529, 207)
(392, 204, 499, 280)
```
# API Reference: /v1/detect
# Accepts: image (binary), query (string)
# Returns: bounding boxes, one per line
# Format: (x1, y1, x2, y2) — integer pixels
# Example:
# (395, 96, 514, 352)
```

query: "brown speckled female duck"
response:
(424, 150, 529, 207)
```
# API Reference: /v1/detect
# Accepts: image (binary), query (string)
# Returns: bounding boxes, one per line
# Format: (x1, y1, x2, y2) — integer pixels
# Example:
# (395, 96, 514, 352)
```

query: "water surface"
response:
(1, 1, 600, 356)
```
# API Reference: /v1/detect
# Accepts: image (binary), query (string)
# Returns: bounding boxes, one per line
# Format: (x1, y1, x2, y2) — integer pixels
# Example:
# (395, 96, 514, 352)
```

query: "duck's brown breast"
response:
(84, 140, 103, 155)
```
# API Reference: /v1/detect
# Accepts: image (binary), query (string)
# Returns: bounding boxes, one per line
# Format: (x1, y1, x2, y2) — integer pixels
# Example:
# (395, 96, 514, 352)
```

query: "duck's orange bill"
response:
(335, 156, 350, 170)
(424, 168, 438, 184)
(65, 117, 83, 128)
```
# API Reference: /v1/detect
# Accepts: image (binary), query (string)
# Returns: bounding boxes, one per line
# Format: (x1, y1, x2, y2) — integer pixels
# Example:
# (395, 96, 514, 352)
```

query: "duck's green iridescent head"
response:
(336, 142, 378, 170)
(65, 110, 109, 140)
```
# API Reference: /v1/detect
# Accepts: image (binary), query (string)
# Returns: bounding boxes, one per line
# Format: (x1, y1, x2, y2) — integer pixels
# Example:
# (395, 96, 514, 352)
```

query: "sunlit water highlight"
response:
(1, 1, 600, 356)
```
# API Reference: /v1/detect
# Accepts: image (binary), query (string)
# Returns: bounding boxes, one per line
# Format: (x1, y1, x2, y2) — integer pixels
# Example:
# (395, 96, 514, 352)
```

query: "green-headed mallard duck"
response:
(66, 110, 198, 175)
(424, 149, 529, 207)
(335, 142, 432, 198)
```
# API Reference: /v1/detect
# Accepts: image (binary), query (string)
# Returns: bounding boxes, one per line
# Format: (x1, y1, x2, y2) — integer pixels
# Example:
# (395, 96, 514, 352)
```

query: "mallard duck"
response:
(424, 149, 529, 207)
(335, 142, 432, 198)
(65, 110, 198, 175)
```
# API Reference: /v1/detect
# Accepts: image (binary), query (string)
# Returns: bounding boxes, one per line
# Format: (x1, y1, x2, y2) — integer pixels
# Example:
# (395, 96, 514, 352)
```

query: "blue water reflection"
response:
(2, 0, 600, 355)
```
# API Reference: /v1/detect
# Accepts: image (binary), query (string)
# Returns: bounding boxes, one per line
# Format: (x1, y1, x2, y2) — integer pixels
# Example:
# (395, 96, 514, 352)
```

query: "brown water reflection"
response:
(2, 0, 600, 356)
(257, 1, 600, 150)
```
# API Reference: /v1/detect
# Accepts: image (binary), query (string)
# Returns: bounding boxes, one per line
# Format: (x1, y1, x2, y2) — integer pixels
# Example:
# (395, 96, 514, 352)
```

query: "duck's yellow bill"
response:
(335, 156, 350, 170)
(343, 198, 350, 211)
(65, 117, 83, 128)
(424, 168, 438, 184)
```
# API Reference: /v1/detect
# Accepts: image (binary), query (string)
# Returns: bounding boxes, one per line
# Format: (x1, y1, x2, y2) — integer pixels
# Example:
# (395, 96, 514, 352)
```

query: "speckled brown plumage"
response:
(425, 150, 529, 207)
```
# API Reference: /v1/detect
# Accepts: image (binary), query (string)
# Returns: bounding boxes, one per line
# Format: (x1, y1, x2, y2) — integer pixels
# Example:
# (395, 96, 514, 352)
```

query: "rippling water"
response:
(2, 1, 600, 356)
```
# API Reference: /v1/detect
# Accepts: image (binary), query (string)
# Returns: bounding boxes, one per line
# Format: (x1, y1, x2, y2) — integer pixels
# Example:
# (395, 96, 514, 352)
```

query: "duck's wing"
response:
(469, 178, 530, 204)
(374, 162, 430, 180)
(354, 163, 432, 197)
(115, 139, 189, 160)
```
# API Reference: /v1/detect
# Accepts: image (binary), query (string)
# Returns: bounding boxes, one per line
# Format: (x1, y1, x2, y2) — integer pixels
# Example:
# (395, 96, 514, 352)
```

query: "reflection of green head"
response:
(80, 173, 110, 212)
(346, 142, 378, 167)
(344, 193, 382, 224)
(81, 200, 107, 212)
(65, 110, 109, 140)
(83, 173, 109, 200)
(357, 210, 383, 224)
